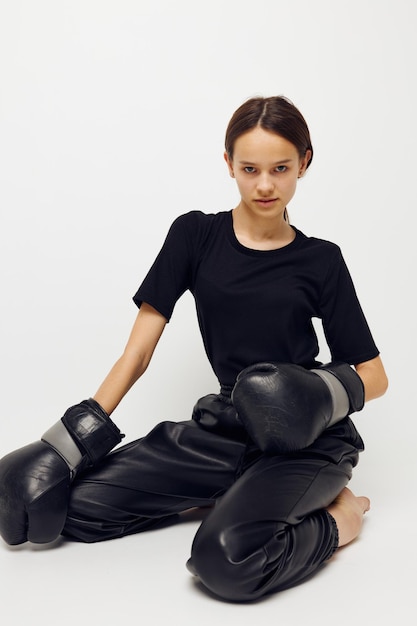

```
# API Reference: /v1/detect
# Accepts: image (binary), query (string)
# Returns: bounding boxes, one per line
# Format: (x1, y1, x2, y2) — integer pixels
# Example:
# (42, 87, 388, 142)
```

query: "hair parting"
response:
(225, 96, 313, 169)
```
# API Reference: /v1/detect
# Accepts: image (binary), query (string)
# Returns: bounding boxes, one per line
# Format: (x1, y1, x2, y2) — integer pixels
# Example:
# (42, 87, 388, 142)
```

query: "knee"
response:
(188, 531, 253, 601)
(188, 518, 281, 602)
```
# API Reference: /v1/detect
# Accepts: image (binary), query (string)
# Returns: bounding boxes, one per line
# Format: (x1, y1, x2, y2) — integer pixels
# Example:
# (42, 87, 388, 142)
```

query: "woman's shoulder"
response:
(172, 209, 229, 228)
(168, 210, 230, 243)
(293, 226, 342, 258)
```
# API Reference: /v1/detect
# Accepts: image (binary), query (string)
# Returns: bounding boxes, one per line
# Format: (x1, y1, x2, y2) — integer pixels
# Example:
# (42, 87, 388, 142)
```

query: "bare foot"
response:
(326, 487, 370, 547)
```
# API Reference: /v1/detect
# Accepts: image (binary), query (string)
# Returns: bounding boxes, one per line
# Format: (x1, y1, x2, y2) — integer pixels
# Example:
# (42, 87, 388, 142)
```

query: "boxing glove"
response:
(0, 399, 123, 545)
(231, 362, 364, 454)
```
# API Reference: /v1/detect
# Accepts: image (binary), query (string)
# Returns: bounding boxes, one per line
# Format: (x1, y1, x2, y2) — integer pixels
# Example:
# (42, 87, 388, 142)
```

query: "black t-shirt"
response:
(134, 210, 379, 386)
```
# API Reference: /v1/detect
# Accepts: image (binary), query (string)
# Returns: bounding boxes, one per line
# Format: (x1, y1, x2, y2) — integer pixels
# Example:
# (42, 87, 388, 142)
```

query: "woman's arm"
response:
(354, 355, 388, 403)
(93, 302, 167, 415)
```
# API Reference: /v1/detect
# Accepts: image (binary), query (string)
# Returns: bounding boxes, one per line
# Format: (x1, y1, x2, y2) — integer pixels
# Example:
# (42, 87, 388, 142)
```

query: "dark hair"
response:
(225, 96, 313, 168)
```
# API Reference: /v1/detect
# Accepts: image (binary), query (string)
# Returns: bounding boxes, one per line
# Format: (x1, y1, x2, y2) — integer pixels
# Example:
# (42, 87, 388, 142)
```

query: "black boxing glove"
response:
(231, 362, 364, 454)
(0, 399, 124, 545)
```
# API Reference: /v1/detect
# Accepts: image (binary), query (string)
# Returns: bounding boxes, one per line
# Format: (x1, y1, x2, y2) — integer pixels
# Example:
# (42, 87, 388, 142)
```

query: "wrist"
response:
(41, 399, 124, 477)
(312, 362, 365, 425)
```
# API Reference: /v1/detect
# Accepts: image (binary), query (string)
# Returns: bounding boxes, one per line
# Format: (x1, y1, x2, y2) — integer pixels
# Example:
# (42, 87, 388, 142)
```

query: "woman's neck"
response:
(232, 205, 295, 251)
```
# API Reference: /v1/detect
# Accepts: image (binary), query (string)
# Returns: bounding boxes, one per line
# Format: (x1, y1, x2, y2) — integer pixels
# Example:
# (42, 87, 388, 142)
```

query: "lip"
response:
(255, 198, 278, 206)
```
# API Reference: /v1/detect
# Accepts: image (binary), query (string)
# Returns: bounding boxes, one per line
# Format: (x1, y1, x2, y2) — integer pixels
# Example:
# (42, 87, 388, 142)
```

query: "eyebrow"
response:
(238, 159, 294, 165)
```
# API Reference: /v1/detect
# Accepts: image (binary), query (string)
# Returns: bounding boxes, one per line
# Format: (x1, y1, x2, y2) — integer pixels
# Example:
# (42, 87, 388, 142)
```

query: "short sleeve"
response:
(133, 214, 194, 321)
(319, 247, 379, 364)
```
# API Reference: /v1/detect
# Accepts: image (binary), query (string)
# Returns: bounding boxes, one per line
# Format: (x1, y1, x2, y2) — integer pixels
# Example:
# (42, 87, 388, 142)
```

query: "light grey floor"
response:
(1, 469, 414, 626)
(1, 331, 412, 624)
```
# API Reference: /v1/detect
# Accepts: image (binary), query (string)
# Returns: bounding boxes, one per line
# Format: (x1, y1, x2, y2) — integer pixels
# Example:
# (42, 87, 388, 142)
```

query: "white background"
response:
(0, 0, 415, 624)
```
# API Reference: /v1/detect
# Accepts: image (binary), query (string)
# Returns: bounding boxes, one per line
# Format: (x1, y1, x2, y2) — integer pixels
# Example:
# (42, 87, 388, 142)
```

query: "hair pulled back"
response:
(225, 96, 313, 168)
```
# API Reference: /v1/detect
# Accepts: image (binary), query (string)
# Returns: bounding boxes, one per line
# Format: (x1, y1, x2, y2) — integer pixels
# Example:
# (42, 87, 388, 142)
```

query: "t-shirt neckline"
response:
(226, 210, 301, 257)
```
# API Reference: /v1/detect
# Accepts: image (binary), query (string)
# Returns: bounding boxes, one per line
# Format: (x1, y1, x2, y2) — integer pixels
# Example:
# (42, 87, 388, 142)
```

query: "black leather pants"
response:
(63, 392, 364, 601)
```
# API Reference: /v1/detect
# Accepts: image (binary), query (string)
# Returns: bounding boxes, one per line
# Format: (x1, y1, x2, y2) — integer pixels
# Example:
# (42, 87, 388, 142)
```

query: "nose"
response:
(256, 173, 274, 195)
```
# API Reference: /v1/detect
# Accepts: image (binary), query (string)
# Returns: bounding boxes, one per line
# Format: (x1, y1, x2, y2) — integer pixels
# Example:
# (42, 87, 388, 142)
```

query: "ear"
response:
(298, 149, 312, 178)
(224, 151, 235, 178)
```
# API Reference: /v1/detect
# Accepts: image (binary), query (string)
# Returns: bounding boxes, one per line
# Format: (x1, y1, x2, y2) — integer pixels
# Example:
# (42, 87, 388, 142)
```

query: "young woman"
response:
(0, 96, 388, 602)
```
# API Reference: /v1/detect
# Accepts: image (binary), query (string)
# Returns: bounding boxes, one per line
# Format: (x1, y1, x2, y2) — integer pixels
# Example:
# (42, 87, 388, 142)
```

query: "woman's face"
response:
(225, 126, 311, 220)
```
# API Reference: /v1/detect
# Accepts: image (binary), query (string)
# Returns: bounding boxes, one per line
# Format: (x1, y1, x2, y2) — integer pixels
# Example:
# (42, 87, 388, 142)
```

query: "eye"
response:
(275, 165, 287, 173)
(243, 166, 256, 173)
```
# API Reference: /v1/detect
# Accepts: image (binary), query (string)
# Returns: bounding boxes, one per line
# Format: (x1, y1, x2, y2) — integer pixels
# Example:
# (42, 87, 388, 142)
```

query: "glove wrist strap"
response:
(41, 420, 83, 474)
(311, 368, 350, 425)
